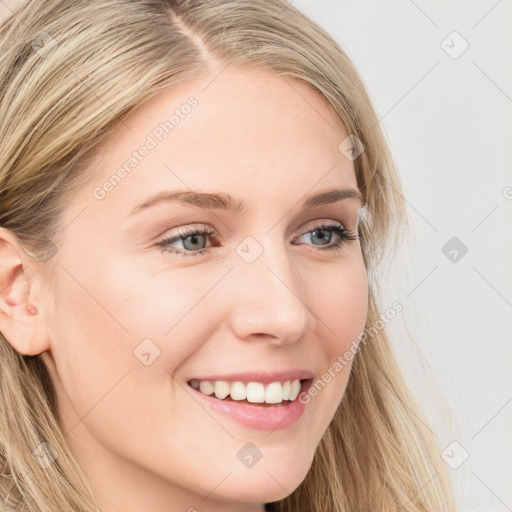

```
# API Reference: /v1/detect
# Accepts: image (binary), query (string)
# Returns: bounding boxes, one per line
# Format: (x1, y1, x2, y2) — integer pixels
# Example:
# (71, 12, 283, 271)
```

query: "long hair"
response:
(0, 1, 455, 510)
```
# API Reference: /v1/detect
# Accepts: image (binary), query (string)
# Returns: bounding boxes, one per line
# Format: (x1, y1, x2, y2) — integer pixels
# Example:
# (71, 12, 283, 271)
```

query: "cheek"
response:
(307, 256, 367, 403)
(311, 257, 368, 352)
(293, 257, 367, 434)
(48, 267, 135, 415)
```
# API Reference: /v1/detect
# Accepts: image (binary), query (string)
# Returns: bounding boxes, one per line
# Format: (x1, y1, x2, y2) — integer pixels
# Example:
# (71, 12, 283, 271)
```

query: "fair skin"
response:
(0, 65, 367, 512)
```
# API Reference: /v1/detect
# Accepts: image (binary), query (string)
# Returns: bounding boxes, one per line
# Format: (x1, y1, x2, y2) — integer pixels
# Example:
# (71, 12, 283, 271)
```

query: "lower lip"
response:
(187, 380, 313, 431)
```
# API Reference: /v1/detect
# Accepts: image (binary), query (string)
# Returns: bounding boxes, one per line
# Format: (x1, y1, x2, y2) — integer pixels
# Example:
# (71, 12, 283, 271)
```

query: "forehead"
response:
(70, 65, 357, 220)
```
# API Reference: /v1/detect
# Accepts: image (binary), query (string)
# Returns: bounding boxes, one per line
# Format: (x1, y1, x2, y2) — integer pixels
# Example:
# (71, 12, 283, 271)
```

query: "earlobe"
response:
(0, 227, 48, 356)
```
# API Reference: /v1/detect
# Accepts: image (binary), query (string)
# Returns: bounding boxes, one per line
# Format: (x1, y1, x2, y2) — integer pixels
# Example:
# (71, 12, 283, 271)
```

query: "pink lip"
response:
(186, 368, 315, 384)
(187, 379, 313, 431)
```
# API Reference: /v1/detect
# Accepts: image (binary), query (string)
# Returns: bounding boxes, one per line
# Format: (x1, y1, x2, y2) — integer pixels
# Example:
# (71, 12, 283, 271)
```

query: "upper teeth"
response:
(189, 379, 303, 404)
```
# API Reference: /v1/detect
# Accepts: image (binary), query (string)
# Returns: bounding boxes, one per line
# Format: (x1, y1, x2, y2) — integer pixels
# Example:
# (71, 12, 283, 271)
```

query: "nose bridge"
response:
(227, 233, 315, 343)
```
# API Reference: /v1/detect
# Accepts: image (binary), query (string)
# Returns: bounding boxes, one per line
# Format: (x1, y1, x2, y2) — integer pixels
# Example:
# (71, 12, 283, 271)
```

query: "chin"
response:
(220, 466, 308, 503)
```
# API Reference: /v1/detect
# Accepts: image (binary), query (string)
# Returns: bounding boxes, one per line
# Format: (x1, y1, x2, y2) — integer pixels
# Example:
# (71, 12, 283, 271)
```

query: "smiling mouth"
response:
(186, 378, 311, 406)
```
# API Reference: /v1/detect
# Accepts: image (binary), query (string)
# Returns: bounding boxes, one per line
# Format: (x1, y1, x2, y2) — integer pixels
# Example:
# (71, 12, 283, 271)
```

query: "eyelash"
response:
(156, 222, 359, 258)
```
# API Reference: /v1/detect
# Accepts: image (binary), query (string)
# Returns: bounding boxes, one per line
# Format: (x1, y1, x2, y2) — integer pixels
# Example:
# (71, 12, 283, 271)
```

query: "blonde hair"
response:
(0, 1, 455, 510)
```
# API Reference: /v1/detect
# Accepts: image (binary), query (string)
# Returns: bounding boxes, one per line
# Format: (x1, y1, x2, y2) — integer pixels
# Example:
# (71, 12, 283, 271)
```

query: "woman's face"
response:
(40, 65, 368, 512)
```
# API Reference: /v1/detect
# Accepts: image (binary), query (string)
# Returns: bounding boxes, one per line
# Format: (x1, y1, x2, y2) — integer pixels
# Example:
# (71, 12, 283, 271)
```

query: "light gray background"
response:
(293, 1, 512, 511)
(1, 1, 511, 510)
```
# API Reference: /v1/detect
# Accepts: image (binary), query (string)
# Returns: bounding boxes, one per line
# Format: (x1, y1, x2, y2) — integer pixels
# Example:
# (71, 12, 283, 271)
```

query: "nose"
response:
(226, 237, 316, 346)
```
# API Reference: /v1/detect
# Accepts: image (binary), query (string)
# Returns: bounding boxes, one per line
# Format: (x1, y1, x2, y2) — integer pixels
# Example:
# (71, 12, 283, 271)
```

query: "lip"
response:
(186, 368, 315, 384)
(186, 378, 313, 431)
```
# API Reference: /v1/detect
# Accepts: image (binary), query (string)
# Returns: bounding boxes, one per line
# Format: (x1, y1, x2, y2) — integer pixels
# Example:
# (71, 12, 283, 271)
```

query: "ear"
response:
(0, 227, 50, 356)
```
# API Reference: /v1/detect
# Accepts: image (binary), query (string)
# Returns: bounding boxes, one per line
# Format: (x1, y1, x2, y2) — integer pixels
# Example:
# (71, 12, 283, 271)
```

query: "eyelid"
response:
(155, 216, 358, 257)
(158, 218, 350, 243)
(297, 218, 345, 234)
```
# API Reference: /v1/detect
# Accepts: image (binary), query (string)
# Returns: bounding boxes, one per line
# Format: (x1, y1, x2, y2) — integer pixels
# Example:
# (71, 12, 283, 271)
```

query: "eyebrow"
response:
(129, 187, 365, 216)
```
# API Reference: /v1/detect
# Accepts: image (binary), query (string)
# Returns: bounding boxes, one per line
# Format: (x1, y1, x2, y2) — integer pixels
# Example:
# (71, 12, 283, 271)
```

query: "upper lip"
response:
(187, 369, 315, 384)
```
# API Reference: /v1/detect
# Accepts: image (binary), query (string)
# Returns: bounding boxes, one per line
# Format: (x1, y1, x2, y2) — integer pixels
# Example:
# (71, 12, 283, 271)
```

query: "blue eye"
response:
(156, 225, 216, 258)
(156, 222, 359, 258)
(294, 222, 359, 249)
